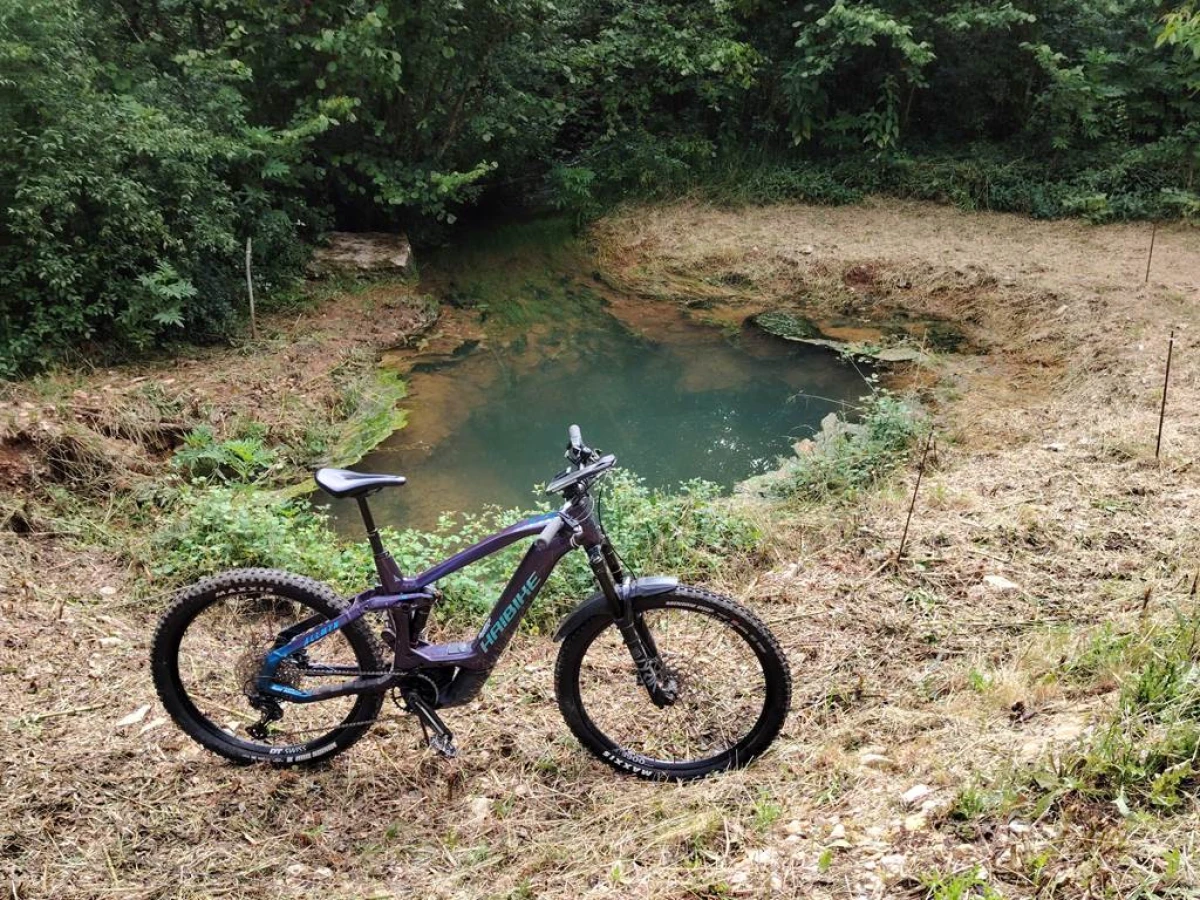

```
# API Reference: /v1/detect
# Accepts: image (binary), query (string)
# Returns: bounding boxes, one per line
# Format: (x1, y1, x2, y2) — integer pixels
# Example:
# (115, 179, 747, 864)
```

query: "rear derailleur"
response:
(246, 695, 283, 740)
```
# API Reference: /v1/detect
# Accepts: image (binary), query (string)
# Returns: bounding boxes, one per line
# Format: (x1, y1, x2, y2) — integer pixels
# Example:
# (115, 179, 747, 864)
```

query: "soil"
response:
(3, 198, 1200, 899)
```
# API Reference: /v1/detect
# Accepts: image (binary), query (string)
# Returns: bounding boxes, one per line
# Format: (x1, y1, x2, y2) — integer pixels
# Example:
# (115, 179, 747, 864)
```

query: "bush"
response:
(150, 469, 761, 631)
(1021, 613, 1200, 814)
(0, 0, 318, 375)
(777, 392, 927, 503)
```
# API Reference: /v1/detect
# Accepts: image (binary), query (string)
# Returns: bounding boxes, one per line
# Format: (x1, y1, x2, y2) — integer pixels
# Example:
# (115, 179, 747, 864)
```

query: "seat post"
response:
(356, 494, 403, 592)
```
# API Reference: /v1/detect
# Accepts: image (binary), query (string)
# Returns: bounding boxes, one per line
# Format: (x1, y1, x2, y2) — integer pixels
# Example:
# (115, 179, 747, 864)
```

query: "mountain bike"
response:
(151, 426, 791, 780)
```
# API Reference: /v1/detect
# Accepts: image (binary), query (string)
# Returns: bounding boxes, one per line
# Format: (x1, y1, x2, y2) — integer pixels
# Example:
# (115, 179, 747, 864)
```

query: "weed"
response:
(751, 790, 782, 832)
(173, 426, 277, 483)
(919, 865, 1001, 899)
(1020, 613, 1200, 814)
(149, 469, 760, 629)
(776, 392, 927, 503)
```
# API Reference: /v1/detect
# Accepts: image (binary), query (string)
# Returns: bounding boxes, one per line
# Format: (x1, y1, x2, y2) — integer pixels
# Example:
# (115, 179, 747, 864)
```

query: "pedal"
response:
(402, 690, 458, 759)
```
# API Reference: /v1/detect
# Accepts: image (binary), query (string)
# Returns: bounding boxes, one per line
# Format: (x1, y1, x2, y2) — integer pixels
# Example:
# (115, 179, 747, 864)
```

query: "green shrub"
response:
(1022, 613, 1200, 814)
(777, 392, 927, 503)
(150, 469, 761, 630)
(173, 426, 278, 483)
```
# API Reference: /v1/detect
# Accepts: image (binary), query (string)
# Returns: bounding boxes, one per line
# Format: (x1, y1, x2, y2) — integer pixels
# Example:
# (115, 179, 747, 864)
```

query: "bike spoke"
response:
(176, 593, 367, 747)
(576, 608, 767, 765)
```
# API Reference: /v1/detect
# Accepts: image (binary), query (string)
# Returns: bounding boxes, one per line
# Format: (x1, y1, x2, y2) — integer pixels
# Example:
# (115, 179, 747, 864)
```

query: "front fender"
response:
(552, 576, 679, 641)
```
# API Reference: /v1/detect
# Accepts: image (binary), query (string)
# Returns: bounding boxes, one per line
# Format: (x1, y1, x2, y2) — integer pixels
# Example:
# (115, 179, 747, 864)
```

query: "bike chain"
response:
(250, 666, 415, 738)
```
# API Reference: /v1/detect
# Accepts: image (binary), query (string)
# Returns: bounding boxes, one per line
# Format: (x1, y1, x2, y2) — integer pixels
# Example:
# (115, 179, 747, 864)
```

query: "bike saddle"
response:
(314, 467, 407, 498)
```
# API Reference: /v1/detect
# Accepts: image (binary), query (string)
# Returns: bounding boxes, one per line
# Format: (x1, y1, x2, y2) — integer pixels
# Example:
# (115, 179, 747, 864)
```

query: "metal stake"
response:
(246, 236, 258, 340)
(896, 429, 935, 565)
(1145, 221, 1157, 285)
(1156, 329, 1174, 459)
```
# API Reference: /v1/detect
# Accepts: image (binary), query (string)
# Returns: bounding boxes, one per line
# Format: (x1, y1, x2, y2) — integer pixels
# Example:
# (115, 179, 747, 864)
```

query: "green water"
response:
(320, 221, 868, 531)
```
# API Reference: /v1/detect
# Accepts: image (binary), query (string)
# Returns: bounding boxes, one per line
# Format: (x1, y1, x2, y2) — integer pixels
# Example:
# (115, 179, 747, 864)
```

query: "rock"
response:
(783, 820, 805, 836)
(879, 854, 907, 875)
(903, 813, 928, 832)
(313, 867, 333, 879)
(285, 864, 307, 878)
(873, 347, 924, 363)
(468, 796, 492, 821)
(983, 574, 1020, 592)
(792, 439, 816, 456)
(1041, 442, 1066, 452)
(139, 717, 167, 735)
(1008, 820, 1030, 834)
(750, 848, 777, 865)
(309, 232, 413, 278)
(116, 704, 151, 728)
(801, 245, 816, 255)
(829, 823, 846, 841)
(859, 752, 894, 770)
(99, 585, 118, 596)
(901, 784, 933, 806)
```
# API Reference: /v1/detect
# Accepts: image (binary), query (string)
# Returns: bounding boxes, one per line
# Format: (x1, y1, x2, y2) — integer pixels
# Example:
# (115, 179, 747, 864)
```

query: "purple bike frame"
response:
(257, 507, 585, 706)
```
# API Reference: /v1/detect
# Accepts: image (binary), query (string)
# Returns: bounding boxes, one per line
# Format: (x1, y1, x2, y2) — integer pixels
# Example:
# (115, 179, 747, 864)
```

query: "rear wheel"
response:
(554, 587, 791, 780)
(151, 568, 386, 765)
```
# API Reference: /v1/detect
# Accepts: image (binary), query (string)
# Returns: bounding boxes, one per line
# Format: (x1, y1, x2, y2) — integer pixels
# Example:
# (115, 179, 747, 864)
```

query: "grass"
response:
(4, 197, 1200, 899)
(773, 391, 928, 503)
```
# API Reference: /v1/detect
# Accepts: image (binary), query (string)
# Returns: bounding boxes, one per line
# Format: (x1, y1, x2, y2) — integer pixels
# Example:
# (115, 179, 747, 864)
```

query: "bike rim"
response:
(575, 605, 770, 767)
(173, 593, 370, 751)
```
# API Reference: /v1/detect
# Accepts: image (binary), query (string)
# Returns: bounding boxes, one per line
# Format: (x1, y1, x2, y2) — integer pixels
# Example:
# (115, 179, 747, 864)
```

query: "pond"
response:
(319, 221, 869, 532)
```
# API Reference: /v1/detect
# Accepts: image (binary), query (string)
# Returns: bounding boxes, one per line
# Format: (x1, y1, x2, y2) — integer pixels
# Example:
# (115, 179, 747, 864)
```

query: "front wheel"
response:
(554, 587, 791, 780)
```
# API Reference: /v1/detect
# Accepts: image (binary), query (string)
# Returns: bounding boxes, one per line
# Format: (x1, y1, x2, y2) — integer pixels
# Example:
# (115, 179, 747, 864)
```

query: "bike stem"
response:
(585, 545, 675, 708)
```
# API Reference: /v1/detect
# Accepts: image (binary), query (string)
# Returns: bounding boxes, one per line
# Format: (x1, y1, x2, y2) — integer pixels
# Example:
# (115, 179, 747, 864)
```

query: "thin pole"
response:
(245, 236, 258, 340)
(896, 429, 935, 565)
(1145, 221, 1158, 285)
(1156, 328, 1175, 459)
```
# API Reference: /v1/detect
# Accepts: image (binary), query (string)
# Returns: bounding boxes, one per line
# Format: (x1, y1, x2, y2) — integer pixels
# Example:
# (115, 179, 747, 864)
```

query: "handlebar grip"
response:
(568, 424, 582, 450)
(534, 514, 564, 550)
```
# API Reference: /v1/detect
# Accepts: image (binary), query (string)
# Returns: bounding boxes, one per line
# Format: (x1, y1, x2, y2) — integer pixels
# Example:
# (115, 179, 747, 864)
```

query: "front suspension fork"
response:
(586, 545, 676, 708)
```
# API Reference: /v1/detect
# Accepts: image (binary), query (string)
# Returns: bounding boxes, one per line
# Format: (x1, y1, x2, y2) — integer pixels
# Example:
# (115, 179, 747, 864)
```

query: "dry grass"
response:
(4, 199, 1200, 899)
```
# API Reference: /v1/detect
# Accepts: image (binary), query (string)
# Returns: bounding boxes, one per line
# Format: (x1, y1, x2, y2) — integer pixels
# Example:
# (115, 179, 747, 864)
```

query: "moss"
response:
(328, 368, 409, 467)
(751, 310, 823, 340)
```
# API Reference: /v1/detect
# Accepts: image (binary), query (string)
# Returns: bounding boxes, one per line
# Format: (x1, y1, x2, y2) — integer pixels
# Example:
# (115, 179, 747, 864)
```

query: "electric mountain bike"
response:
(151, 426, 791, 780)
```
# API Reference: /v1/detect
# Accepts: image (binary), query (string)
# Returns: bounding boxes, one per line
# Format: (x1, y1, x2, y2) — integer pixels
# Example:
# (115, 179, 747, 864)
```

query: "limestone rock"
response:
(983, 574, 1020, 592)
(309, 232, 413, 278)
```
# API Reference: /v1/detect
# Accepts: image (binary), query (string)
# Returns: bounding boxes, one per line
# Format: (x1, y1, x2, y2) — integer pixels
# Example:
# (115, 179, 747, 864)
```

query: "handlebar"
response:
(568, 424, 582, 451)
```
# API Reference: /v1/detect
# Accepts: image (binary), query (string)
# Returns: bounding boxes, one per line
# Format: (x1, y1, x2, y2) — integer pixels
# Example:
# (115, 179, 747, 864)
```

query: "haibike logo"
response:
(479, 573, 541, 652)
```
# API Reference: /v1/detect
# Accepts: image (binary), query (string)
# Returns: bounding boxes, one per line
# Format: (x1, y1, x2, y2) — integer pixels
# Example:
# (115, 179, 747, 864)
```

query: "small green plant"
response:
(751, 790, 782, 832)
(919, 866, 1002, 899)
(173, 425, 277, 483)
(777, 392, 927, 503)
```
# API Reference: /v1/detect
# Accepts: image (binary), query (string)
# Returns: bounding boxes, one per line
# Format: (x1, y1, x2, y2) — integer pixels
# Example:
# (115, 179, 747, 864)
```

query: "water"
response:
(319, 222, 868, 532)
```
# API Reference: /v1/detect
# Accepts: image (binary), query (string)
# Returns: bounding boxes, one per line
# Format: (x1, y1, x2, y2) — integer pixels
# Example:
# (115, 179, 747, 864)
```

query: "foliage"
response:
(150, 469, 761, 629)
(172, 425, 277, 483)
(1020, 611, 1200, 814)
(0, 0, 320, 374)
(777, 392, 927, 503)
(4, 0, 1200, 370)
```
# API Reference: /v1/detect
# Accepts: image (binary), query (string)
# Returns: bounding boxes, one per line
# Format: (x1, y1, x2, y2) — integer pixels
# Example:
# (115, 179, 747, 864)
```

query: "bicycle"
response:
(151, 425, 791, 780)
